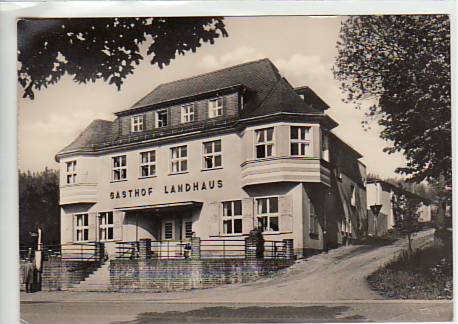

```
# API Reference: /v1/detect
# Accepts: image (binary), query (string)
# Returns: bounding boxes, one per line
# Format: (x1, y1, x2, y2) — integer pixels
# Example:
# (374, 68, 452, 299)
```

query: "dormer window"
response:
(208, 98, 223, 118)
(181, 103, 195, 123)
(131, 115, 144, 132)
(155, 109, 168, 128)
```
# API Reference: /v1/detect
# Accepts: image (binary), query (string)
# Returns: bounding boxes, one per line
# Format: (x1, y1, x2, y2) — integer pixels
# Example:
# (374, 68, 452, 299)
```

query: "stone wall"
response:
(109, 258, 293, 292)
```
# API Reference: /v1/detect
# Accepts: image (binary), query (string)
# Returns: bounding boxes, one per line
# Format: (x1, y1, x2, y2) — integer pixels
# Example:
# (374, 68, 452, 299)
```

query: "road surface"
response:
(21, 229, 453, 323)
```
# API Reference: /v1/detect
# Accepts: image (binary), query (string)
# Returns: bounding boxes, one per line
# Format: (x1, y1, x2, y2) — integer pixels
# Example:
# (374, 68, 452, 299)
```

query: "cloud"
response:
(200, 46, 266, 70)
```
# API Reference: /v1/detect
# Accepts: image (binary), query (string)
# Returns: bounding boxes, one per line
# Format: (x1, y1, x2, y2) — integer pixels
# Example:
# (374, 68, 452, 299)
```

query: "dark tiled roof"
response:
(57, 120, 113, 156)
(126, 58, 320, 117)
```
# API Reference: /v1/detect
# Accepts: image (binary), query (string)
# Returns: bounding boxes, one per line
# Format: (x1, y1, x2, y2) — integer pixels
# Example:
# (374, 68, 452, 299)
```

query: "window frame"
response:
(112, 155, 127, 181)
(181, 103, 195, 123)
(98, 212, 114, 242)
(290, 126, 312, 157)
(321, 131, 330, 162)
(350, 185, 357, 207)
(202, 139, 223, 170)
(255, 127, 275, 159)
(208, 97, 223, 118)
(139, 150, 156, 179)
(65, 160, 77, 185)
(155, 109, 168, 128)
(75, 213, 89, 242)
(131, 114, 144, 133)
(256, 196, 279, 233)
(170, 145, 188, 174)
(221, 200, 243, 235)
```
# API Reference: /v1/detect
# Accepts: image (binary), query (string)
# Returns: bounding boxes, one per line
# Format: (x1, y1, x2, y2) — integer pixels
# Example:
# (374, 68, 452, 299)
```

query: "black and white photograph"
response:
(5, 5, 454, 323)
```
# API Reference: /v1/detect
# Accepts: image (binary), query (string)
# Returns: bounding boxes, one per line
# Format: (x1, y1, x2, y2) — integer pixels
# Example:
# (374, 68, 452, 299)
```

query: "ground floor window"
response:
(184, 221, 193, 239)
(341, 216, 352, 234)
(222, 200, 242, 234)
(163, 221, 174, 240)
(75, 214, 89, 242)
(256, 197, 279, 232)
(98, 212, 114, 241)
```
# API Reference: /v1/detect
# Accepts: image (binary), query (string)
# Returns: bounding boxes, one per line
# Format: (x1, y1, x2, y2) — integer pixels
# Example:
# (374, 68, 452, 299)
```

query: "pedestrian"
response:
(23, 258, 36, 293)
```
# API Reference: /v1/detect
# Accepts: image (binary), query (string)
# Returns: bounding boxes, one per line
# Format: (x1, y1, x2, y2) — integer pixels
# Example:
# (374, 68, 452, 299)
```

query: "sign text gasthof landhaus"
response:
(56, 59, 368, 258)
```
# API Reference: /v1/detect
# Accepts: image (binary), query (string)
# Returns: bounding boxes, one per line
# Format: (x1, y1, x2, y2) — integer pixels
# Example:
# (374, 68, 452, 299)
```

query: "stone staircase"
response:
(68, 261, 110, 292)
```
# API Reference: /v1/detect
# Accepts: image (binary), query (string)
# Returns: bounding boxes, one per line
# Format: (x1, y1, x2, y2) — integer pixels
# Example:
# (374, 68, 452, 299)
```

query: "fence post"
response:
(282, 239, 294, 260)
(95, 242, 105, 262)
(191, 236, 201, 260)
(245, 229, 264, 260)
(139, 238, 152, 259)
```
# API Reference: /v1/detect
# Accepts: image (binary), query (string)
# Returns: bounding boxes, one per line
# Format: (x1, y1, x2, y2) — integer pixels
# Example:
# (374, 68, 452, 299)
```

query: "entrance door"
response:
(161, 219, 175, 240)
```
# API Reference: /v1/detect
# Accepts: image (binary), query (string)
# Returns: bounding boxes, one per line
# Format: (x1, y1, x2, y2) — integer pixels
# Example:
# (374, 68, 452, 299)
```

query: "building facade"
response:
(56, 59, 367, 258)
(367, 179, 432, 236)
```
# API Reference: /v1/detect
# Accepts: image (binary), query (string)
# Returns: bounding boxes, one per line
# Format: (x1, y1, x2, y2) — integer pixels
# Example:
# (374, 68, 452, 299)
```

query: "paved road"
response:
(21, 229, 453, 323)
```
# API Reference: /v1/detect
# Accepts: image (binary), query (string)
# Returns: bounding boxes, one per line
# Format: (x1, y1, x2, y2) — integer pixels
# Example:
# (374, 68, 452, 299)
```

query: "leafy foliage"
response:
(18, 17, 227, 99)
(391, 192, 421, 254)
(19, 169, 60, 246)
(334, 15, 451, 183)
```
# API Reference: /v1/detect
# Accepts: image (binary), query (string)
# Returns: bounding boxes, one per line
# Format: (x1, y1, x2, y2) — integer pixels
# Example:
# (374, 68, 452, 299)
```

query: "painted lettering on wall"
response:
(109, 180, 223, 199)
(164, 180, 223, 194)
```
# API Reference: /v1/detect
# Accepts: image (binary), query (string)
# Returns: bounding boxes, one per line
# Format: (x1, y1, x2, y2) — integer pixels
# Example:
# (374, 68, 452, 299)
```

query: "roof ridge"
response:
(132, 58, 274, 108)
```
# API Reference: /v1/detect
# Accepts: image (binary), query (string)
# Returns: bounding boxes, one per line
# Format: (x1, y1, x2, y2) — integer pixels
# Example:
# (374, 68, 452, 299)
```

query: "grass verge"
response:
(367, 241, 452, 299)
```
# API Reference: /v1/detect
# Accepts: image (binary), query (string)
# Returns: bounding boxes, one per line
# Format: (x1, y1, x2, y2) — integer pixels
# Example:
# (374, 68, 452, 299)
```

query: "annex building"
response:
(56, 58, 368, 258)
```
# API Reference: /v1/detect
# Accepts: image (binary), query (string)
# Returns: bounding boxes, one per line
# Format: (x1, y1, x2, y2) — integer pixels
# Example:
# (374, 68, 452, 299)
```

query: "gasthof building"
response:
(56, 58, 368, 258)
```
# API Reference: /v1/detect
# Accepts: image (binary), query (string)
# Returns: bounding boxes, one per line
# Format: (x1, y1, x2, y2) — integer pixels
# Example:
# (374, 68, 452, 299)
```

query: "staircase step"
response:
(68, 260, 111, 292)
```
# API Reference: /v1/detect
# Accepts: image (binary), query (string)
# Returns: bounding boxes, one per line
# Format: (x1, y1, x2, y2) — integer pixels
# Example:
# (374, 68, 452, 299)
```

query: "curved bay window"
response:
(290, 126, 312, 156)
(255, 127, 274, 159)
(256, 197, 279, 232)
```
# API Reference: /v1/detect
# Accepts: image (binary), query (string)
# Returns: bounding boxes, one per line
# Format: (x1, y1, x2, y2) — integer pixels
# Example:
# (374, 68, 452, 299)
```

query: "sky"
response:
(18, 16, 407, 179)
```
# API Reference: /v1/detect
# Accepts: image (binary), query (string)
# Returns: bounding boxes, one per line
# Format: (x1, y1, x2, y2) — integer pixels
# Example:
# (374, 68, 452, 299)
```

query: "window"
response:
(341, 217, 352, 234)
(98, 212, 114, 241)
(66, 160, 77, 184)
(208, 98, 223, 118)
(291, 126, 312, 156)
(255, 127, 274, 159)
(350, 185, 356, 207)
(222, 200, 243, 234)
(321, 132, 329, 161)
(139, 151, 156, 178)
(309, 203, 319, 235)
(155, 109, 168, 128)
(75, 214, 89, 242)
(256, 197, 279, 232)
(184, 221, 193, 239)
(112, 155, 127, 181)
(131, 115, 144, 132)
(170, 145, 188, 173)
(203, 140, 222, 169)
(181, 104, 195, 123)
(164, 222, 174, 240)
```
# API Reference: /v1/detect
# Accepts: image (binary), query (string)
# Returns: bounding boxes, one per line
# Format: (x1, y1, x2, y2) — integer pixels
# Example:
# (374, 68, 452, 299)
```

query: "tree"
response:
(391, 191, 421, 255)
(19, 169, 60, 247)
(18, 17, 227, 99)
(334, 15, 451, 185)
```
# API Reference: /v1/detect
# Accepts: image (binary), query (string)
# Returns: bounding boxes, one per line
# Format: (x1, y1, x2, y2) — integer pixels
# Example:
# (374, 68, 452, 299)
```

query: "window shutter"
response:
(242, 198, 254, 234)
(72, 214, 77, 243)
(88, 213, 97, 242)
(208, 202, 220, 236)
(279, 195, 293, 233)
(113, 211, 124, 241)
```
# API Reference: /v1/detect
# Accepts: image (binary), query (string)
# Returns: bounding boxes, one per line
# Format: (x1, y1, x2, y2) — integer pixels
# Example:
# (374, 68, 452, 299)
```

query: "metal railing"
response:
(200, 239, 246, 259)
(264, 240, 285, 259)
(115, 241, 140, 259)
(115, 240, 192, 259)
(20, 242, 99, 262)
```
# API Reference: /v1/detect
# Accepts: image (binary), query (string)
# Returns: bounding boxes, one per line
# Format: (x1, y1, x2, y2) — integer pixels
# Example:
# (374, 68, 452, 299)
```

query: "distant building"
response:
(55, 59, 367, 258)
(367, 179, 432, 236)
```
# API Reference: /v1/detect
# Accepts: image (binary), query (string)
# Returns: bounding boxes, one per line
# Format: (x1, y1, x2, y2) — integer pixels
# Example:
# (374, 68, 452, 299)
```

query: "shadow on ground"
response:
(112, 305, 369, 323)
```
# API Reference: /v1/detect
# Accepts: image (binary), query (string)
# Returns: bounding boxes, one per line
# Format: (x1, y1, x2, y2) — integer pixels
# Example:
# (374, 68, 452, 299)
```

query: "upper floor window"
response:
(112, 155, 127, 181)
(256, 127, 274, 159)
(140, 150, 156, 178)
(170, 145, 187, 173)
(131, 115, 144, 132)
(98, 212, 114, 241)
(75, 214, 89, 242)
(203, 140, 222, 170)
(155, 109, 168, 128)
(222, 200, 242, 235)
(350, 185, 356, 207)
(208, 98, 223, 118)
(291, 126, 312, 156)
(181, 103, 195, 123)
(257, 197, 279, 232)
(321, 132, 329, 161)
(66, 160, 77, 184)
